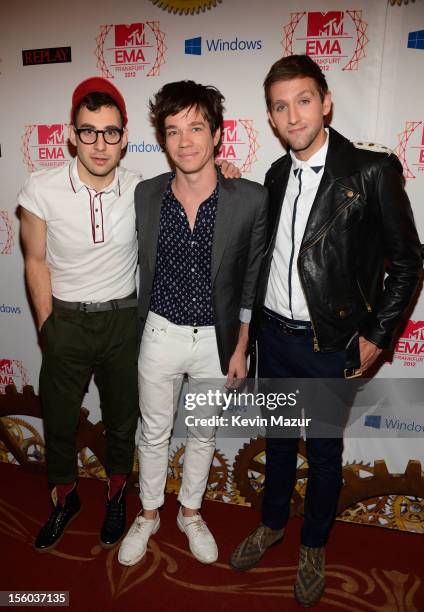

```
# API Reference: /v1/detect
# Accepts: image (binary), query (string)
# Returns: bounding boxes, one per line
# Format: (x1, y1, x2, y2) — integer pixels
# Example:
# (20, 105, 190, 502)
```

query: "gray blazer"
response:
(135, 170, 268, 374)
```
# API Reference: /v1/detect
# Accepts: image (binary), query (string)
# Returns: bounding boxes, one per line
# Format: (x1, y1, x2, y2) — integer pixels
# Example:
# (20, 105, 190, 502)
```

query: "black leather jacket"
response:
(256, 127, 422, 366)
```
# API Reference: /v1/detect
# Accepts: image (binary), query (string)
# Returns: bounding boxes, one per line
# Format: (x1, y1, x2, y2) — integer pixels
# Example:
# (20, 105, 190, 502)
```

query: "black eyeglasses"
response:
(74, 127, 124, 145)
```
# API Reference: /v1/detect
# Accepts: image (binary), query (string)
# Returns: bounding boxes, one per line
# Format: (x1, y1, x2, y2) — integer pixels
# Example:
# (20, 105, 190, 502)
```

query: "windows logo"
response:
(407, 30, 424, 50)
(185, 36, 202, 56)
(364, 415, 382, 429)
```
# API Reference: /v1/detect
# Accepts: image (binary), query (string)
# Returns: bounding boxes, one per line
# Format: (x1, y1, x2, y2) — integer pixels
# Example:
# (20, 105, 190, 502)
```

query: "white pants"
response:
(138, 311, 225, 510)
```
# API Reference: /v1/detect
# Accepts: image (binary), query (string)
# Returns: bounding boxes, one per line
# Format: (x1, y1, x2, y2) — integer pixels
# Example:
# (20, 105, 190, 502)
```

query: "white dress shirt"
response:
(265, 130, 329, 321)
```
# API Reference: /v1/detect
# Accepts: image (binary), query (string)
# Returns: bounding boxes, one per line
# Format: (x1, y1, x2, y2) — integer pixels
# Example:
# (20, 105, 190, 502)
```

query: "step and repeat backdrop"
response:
(0, 0, 423, 532)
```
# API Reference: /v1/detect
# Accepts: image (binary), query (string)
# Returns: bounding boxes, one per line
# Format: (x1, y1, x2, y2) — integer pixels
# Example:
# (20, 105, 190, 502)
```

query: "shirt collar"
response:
(290, 127, 329, 173)
(68, 157, 121, 196)
(165, 170, 219, 204)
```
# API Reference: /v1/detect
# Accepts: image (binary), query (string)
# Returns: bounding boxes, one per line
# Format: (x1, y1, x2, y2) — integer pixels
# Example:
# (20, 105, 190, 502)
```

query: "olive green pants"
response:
(39, 305, 139, 484)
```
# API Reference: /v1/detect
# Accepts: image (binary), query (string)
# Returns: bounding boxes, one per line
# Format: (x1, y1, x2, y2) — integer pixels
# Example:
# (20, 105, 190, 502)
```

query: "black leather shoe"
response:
(34, 487, 81, 551)
(100, 485, 126, 548)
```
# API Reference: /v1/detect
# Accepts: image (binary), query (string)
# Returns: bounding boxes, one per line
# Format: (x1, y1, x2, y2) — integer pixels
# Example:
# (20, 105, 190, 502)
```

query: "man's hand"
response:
(216, 159, 241, 179)
(38, 311, 52, 333)
(226, 349, 247, 389)
(359, 336, 382, 372)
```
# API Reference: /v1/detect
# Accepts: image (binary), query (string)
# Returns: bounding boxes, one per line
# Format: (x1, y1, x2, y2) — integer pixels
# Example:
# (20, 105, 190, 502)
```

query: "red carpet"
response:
(1, 462, 422, 611)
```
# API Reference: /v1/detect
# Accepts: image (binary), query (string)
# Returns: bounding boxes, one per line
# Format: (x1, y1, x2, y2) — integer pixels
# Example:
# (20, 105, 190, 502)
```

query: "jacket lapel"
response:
(300, 127, 360, 250)
(211, 174, 237, 286)
(265, 155, 291, 253)
(144, 174, 170, 274)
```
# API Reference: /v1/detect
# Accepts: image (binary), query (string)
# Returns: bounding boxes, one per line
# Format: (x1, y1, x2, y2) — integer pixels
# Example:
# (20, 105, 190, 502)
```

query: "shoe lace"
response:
(186, 515, 208, 535)
(252, 525, 266, 551)
(299, 547, 324, 576)
(133, 516, 154, 534)
(106, 499, 122, 522)
(43, 506, 64, 530)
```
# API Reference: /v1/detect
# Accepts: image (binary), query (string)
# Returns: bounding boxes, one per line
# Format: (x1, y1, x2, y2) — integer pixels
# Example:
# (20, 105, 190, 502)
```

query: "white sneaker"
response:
(118, 513, 160, 566)
(177, 508, 218, 564)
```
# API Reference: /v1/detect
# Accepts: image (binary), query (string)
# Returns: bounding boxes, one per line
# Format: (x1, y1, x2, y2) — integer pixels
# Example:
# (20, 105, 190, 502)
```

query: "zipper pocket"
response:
(300, 193, 360, 255)
(357, 279, 372, 312)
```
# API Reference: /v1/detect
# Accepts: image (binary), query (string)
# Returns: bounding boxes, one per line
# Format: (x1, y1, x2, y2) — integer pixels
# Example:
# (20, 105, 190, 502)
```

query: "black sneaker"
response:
(34, 486, 81, 552)
(100, 485, 126, 548)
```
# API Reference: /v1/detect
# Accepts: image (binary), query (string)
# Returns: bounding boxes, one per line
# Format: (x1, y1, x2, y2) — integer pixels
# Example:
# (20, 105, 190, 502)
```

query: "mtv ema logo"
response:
(215, 119, 259, 172)
(392, 320, 424, 368)
(282, 10, 369, 71)
(0, 211, 14, 255)
(96, 22, 166, 80)
(0, 359, 29, 393)
(22, 124, 71, 172)
(395, 121, 424, 179)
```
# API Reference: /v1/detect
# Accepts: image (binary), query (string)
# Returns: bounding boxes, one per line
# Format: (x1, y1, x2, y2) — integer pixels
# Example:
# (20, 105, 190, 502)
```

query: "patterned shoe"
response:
(229, 523, 284, 571)
(294, 545, 325, 607)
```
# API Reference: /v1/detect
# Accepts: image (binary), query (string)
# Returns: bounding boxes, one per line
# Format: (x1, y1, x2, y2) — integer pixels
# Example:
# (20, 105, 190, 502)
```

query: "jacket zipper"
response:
(297, 192, 360, 351)
(357, 279, 372, 312)
(299, 193, 360, 255)
(297, 265, 320, 351)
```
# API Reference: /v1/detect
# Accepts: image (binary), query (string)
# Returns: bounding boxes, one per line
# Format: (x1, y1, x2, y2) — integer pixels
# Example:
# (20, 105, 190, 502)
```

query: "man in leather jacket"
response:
(230, 55, 422, 607)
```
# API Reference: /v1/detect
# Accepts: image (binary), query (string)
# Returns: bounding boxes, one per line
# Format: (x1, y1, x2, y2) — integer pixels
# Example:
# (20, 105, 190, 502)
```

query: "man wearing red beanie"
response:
(19, 77, 142, 551)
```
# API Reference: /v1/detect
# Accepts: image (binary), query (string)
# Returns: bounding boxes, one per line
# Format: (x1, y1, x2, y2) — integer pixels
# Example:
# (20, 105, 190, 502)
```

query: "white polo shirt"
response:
(265, 131, 329, 321)
(18, 158, 141, 302)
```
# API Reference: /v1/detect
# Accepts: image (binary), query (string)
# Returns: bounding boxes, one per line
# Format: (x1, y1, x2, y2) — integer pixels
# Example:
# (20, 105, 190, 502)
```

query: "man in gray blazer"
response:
(118, 80, 268, 567)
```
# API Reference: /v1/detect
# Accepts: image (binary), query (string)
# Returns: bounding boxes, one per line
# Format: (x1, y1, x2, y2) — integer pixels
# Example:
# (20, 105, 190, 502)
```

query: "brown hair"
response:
(149, 80, 225, 154)
(264, 55, 328, 109)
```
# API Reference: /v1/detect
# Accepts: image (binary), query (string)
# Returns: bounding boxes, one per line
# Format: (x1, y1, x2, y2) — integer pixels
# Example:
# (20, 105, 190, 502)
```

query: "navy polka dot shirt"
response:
(150, 173, 219, 326)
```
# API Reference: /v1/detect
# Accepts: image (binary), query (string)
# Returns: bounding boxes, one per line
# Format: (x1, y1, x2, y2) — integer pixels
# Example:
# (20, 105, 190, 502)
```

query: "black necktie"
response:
(294, 165, 323, 176)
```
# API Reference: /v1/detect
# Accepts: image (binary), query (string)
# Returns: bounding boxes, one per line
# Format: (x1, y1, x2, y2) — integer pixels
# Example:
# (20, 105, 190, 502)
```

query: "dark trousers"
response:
(39, 305, 139, 484)
(258, 314, 345, 547)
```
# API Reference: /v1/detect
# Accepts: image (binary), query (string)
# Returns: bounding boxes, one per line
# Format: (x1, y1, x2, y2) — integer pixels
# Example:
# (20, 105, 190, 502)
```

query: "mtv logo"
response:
(222, 120, 238, 143)
(185, 36, 202, 55)
(0, 359, 14, 375)
(115, 23, 145, 47)
(400, 320, 424, 341)
(364, 415, 382, 429)
(37, 125, 64, 145)
(307, 12, 344, 37)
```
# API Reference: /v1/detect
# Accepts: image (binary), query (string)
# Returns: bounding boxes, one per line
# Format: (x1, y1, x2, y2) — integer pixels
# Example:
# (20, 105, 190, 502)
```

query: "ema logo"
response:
(0, 359, 29, 393)
(184, 35, 262, 55)
(392, 320, 424, 368)
(0, 305, 22, 315)
(364, 415, 381, 429)
(215, 119, 259, 172)
(0, 211, 14, 255)
(22, 124, 71, 172)
(408, 30, 424, 50)
(395, 121, 424, 179)
(95, 22, 166, 80)
(282, 10, 368, 71)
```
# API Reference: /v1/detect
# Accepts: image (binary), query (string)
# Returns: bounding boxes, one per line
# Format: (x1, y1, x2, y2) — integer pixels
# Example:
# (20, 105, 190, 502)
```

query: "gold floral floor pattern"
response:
(1, 463, 422, 612)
